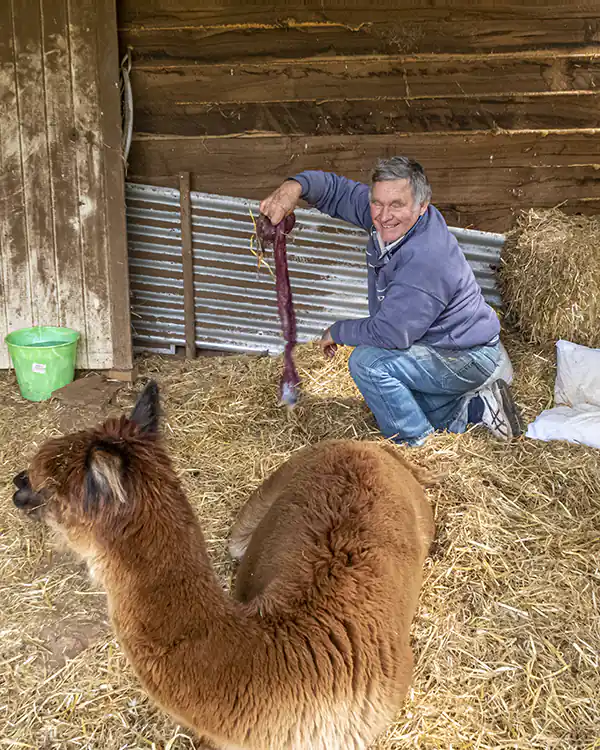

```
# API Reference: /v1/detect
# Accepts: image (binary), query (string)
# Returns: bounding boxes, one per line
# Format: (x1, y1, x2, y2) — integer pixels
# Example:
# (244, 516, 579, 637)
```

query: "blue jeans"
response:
(348, 342, 500, 446)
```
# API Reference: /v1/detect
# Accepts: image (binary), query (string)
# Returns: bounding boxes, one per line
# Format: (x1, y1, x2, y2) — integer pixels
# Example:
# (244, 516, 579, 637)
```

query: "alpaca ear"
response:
(85, 444, 126, 512)
(130, 380, 161, 434)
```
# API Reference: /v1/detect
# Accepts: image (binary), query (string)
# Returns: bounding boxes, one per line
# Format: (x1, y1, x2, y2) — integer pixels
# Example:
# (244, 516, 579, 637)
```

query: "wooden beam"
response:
(130, 55, 600, 109)
(118, 1, 600, 25)
(42, 0, 88, 365)
(120, 15, 598, 64)
(104, 366, 139, 383)
(68, 0, 114, 369)
(125, 131, 600, 235)
(129, 131, 600, 170)
(12, 0, 58, 328)
(132, 92, 600, 138)
(179, 171, 196, 359)
(97, 0, 133, 371)
(127, 131, 600, 231)
(0, 0, 31, 367)
(437, 202, 600, 233)
(128, 131, 600, 206)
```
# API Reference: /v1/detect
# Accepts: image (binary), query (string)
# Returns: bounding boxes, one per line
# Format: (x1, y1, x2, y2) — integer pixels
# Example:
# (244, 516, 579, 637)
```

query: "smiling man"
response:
(259, 156, 523, 445)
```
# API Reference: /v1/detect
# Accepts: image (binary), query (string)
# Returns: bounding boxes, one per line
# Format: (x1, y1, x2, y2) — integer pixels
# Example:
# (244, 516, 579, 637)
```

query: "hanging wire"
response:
(119, 47, 133, 171)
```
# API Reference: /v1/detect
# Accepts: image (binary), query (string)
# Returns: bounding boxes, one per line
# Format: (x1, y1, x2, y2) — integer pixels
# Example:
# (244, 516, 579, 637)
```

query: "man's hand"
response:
(259, 180, 303, 225)
(319, 328, 338, 359)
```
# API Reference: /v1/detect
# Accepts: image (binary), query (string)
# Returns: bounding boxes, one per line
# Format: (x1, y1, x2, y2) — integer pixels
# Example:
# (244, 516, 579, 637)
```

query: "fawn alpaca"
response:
(12, 381, 435, 750)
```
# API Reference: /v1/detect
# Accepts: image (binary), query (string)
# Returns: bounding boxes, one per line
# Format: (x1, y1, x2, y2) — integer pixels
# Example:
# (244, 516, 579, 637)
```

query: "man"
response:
(259, 156, 523, 446)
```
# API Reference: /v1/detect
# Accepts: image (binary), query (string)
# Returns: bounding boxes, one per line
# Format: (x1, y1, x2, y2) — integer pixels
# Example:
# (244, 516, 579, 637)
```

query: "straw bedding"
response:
(1, 334, 599, 749)
(500, 209, 600, 348)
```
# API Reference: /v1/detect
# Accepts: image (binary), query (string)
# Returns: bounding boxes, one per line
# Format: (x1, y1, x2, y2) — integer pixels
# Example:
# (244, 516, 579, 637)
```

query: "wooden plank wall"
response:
(120, 1, 600, 233)
(0, 0, 132, 370)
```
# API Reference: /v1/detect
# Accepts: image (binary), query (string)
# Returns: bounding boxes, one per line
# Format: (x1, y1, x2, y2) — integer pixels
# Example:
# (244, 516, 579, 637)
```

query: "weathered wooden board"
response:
(96, 0, 134, 371)
(133, 92, 600, 137)
(128, 130, 600, 178)
(0, 0, 31, 368)
(0, 0, 132, 371)
(42, 0, 89, 366)
(69, 0, 115, 368)
(118, 1, 600, 23)
(127, 131, 600, 230)
(435, 202, 600, 233)
(131, 54, 600, 106)
(120, 10, 600, 63)
(12, 0, 59, 329)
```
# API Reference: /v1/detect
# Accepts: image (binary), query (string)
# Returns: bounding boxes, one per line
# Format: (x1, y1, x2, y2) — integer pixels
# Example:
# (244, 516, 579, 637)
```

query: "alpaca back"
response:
(231, 440, 434, 749)
(13, 382, 436, 750)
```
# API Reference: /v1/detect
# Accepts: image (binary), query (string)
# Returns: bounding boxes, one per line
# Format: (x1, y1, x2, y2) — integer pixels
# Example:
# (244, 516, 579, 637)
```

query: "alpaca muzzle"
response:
(13, 471, 44, 514)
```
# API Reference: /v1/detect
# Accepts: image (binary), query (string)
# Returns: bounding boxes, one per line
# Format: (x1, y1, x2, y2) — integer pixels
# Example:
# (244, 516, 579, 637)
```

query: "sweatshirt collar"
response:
(371, 210, 427, 261)
(375, 231, 405, 257)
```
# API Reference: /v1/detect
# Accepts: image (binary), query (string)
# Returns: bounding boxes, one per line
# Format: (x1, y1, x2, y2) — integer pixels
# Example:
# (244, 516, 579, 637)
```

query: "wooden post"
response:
(179, 171, 196, 359)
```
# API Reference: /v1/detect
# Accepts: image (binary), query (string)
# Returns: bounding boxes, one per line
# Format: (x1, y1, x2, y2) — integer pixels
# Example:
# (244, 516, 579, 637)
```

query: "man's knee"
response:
(348, 346, 386, 378)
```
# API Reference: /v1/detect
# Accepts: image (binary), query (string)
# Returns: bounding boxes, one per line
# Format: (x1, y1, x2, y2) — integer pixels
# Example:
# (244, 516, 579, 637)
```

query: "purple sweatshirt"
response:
(291, 171, 500, 350)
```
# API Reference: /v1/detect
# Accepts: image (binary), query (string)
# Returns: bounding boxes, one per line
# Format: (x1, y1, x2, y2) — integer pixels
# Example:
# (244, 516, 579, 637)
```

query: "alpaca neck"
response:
(92, 491, 261, 736)
(97, 488, 240, 648)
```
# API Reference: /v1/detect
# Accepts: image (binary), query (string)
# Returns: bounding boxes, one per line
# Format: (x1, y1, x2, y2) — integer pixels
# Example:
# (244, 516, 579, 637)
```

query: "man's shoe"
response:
(475, 379, 524, 441)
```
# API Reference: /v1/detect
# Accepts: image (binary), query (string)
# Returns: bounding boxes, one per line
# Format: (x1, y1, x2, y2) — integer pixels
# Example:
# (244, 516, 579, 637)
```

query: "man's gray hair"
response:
(371, 156, 432, 206)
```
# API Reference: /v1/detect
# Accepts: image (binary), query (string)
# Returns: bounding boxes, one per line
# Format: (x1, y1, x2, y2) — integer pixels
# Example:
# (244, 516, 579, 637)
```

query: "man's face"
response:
(370, 178, 428, 244)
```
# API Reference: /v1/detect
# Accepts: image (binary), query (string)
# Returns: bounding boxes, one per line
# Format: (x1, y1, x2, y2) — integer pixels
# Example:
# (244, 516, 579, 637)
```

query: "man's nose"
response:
(379, 206, 391, 222)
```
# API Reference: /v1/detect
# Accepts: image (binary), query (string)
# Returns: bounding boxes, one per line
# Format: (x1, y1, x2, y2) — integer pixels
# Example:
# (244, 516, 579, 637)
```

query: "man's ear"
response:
(419, 201, 429, 217)
(130, 380, 161, 434)
(85, 443, 126, 512)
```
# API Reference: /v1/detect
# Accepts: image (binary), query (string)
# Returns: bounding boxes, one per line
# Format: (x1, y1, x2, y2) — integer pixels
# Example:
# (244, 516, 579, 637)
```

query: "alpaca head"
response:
(12, 381, 162, 557)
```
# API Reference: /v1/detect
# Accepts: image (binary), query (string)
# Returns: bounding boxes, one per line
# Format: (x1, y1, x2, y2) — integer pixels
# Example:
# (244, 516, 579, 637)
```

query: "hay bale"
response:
(500, 208, 600, 348)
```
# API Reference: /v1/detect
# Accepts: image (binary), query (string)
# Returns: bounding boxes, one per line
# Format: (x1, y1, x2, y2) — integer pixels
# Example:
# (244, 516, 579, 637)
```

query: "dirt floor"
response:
(1, 334, 599, 749)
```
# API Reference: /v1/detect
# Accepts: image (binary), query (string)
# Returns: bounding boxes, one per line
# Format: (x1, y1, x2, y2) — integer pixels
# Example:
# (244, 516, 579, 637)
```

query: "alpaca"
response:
(12, 381, 435, 750)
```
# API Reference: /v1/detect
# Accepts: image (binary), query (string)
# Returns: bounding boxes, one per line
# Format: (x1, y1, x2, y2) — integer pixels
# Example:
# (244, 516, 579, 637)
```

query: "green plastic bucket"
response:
(5, 326, 80, 402)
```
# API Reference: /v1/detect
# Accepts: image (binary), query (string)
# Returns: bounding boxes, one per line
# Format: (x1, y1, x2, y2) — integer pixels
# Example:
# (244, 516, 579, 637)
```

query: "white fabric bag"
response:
(526, 340, 600, 448)
(554, 339, 600, 407)
(526, 403, 600, 449)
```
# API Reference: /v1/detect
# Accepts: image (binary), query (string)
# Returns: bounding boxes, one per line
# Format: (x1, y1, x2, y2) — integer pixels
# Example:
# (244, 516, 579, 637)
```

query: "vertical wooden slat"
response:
(0, 202, 8, 367)
(179, 171, 196, 359)
(0, 0, 32, 368)
(1, 0, 128, 372)
(0, 113, 10, 367)
(67, 0, 113, 368)
(11, 0, 58, 328)
(41, 0, 89, 367)
(96, 0, 132, 370)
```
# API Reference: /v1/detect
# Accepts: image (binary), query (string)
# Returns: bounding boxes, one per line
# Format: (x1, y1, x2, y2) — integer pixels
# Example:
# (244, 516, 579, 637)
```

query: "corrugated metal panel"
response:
(126, 182, 504, 356)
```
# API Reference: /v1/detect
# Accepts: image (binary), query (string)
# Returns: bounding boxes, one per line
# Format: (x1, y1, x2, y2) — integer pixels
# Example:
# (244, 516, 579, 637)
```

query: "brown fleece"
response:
(21, 391, 435, 750)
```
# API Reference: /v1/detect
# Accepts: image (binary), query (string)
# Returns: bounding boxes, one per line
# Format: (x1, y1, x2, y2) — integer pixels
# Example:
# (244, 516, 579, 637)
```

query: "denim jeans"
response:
(348, 342, 501, 446)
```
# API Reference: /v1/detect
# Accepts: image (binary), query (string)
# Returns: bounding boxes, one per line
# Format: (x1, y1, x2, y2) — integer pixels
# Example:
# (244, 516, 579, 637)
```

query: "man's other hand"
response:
(319, 328, 338, 360)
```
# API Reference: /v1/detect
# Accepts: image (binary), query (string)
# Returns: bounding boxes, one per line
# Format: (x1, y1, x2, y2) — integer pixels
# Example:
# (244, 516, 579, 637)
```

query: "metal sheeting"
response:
(126, 182, 504, 355)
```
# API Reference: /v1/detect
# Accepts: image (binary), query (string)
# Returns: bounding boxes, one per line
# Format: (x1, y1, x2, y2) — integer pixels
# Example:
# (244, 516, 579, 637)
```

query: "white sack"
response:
(554, 339, 600, 408)
(526, 339, 600, 449)
(526, 403, 600, 450)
